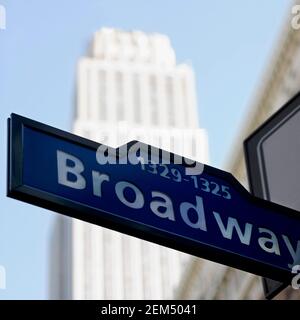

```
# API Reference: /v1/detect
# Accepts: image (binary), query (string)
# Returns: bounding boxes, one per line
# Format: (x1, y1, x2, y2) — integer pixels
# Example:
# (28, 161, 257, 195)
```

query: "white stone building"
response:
(50, 28, 209, 299)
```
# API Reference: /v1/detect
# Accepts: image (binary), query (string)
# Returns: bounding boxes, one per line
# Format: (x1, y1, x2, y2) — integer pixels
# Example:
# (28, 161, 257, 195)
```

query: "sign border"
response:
(7, 113, 300, 284)
(244, 91, 300, 200)
(244, 91, 300, 299)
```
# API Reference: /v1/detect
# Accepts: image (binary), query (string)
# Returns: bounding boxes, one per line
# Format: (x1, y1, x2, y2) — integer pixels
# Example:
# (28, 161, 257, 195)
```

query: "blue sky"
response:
(0, 0, 291, 299)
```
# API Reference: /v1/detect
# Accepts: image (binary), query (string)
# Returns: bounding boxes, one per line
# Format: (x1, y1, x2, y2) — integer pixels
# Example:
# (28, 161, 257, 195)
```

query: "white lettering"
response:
(96, 144, 117, 164)
(115, 181, 144, 209)
(0, 5, 6, 30)
(127, 142, 144, 165)
(258, 228, 280, 255)
(282, 235, 300, 268)
(0, 265, 5, 290)
(180, 196, 207, 231)
(291, 5, 300, 30)
(100, 304, 135, 318)
(213, 212, 252, 245)
(57, 150, 86, 189)
(291, 265, 300, 289)
(92, 171, 110, 197)
(150, 191, 175, 221)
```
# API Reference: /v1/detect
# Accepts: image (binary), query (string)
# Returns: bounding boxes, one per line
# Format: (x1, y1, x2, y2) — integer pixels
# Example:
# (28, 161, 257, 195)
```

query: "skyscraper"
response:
(50, 27, 209, 299)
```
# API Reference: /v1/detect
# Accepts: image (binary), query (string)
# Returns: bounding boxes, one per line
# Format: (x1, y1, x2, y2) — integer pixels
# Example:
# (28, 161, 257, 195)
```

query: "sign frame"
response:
(244, 91, 300, 299)
(7, 113, 300, 285)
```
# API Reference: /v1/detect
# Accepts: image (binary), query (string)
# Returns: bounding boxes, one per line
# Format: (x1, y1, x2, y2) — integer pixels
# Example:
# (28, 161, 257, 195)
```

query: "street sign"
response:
(7, 113, 300, 284)
(244, 91, 300, 299)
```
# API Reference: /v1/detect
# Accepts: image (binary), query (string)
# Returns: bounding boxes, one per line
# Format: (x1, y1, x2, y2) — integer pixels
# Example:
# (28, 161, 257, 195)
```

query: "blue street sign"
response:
(7, 113, 300, 283)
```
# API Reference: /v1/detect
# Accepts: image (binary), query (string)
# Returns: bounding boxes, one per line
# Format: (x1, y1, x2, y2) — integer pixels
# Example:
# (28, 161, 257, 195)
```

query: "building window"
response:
(104, 232, 112, 298)
(157, 136, 162, 148)
(98, 70, 106, 120)
(84, 227, 91, 298)
(86, 68, 91, 120)
(181, 78, 189, 127)
(116, 71, 124, 121)
(170, 136, 175, 152)
(166, 76, 175, 126)
(149, 75, 158, 125)
(133, 74, 141, 123)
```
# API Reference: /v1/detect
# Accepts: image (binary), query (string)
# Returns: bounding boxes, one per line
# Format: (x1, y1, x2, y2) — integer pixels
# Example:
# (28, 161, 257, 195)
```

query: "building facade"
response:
(50, 28, 209, 299)
(175, 1, 300, 300)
